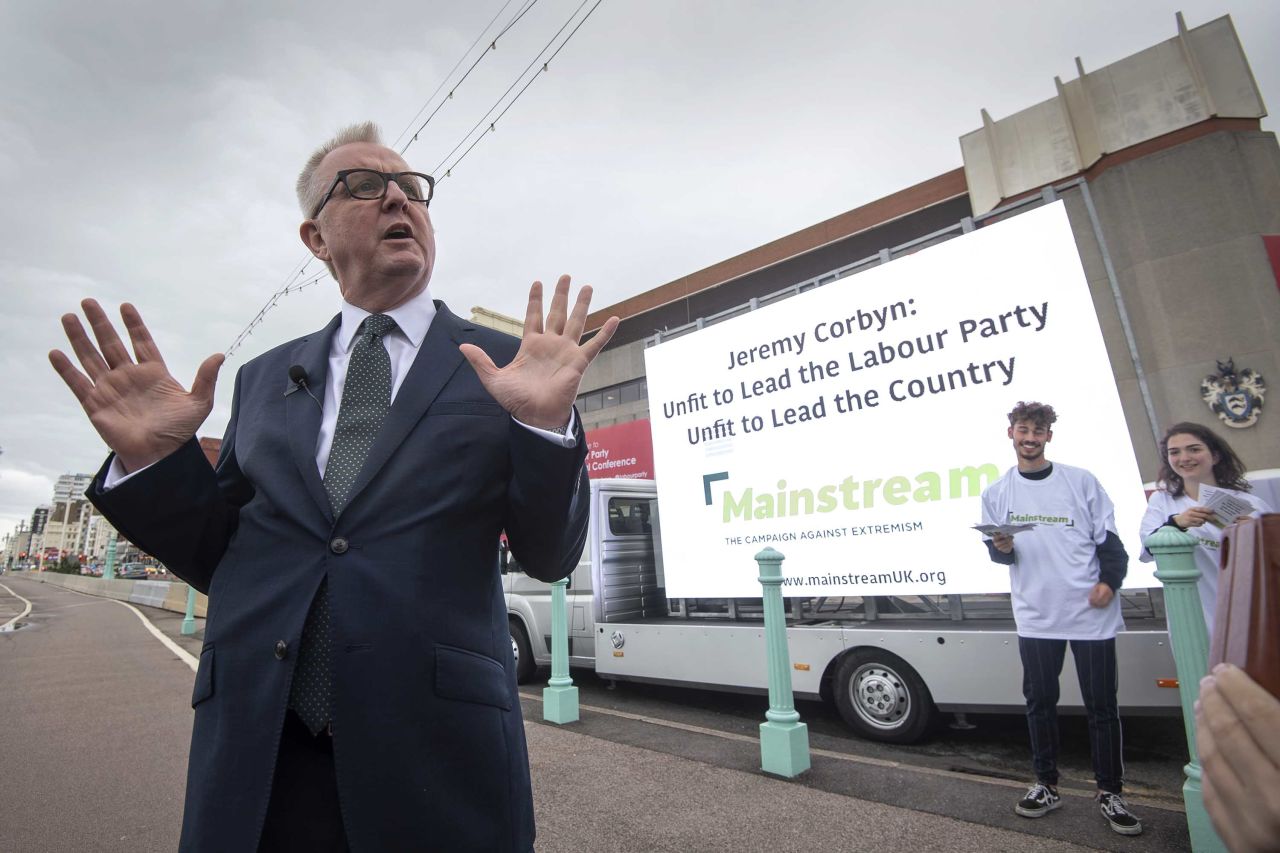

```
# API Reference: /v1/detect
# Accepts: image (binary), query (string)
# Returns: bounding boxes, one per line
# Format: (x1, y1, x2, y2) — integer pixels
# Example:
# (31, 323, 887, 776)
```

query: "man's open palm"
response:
(460, 276, 619, 430)
(49, 299, 224, 473)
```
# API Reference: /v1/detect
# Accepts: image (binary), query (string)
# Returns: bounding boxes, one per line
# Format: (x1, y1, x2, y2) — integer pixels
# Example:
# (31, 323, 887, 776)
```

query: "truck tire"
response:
(510, 619, 536, 684)
(834, 649, 935, 744)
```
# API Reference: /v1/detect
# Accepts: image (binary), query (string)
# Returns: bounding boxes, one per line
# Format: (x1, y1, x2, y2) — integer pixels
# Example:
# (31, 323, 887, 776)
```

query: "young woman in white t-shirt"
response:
(1139, 421, 1271, 632)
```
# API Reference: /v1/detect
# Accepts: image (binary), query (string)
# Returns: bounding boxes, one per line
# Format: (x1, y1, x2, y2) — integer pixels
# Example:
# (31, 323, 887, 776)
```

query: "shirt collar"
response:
(336, 285, 436, 353)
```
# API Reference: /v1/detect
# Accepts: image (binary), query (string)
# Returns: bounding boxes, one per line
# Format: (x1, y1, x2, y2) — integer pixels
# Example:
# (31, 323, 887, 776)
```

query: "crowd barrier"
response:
(13, 571, 207, 618)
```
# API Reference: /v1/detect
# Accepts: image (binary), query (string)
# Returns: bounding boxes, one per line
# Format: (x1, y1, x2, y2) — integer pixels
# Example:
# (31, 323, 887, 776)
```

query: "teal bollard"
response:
(1145, 525, 1226, 853)
(756, 547, 810, 777)
(543, 578, 579, 724)
(103, 534, 117, 581)
(182, 586, 198, 636)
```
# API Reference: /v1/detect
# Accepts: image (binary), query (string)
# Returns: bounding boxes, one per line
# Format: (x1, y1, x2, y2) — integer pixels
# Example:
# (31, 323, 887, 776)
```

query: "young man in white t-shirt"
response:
(981, 401, 1142, 836)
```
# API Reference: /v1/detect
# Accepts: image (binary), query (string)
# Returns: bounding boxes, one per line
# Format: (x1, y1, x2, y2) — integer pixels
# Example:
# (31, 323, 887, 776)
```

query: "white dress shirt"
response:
(105, 286, 574, 488)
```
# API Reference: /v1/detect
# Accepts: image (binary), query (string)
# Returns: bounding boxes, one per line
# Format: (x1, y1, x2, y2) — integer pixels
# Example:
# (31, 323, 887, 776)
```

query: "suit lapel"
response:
(286, 313, 341, 523)
(340, 302, 470, 515)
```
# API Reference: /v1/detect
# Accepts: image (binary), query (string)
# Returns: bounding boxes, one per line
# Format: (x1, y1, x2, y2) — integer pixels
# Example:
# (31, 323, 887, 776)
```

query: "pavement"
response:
(2, 573, 1191, 852)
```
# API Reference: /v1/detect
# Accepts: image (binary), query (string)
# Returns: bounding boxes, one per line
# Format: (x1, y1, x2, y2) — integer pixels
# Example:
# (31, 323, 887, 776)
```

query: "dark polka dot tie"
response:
(289, 313, 397, 735)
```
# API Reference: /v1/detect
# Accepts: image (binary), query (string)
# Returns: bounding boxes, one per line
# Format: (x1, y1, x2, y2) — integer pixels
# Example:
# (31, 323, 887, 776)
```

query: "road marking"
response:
(0, 582, 34, 631)
(519, 690, 1184, 813)
(32, 579, 200, 672)
(110, 600, 199, 672)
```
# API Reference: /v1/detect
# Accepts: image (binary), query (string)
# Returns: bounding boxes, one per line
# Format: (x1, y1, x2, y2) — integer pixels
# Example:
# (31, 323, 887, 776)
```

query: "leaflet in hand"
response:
(972, 523, 1037, 536)
(1198, 485, 1255, 528)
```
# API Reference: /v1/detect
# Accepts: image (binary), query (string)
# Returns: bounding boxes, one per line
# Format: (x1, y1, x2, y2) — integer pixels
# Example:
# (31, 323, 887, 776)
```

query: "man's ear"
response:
(300, 220, 330, 262)
(1007, 425, 1015, 440)
(1044, 429, 1053, 443)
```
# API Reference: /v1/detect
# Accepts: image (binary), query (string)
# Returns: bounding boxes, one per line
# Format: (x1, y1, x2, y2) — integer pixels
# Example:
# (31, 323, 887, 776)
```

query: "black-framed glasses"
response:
(312, 169, 435, 217)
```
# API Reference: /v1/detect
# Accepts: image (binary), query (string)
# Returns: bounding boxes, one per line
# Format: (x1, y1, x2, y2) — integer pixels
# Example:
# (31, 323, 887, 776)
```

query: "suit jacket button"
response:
(330, 537, 349, 554)
(274, 640, 289, 660)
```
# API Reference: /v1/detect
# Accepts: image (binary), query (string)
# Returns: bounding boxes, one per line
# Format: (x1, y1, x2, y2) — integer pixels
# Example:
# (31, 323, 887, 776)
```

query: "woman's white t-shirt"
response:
(1139, 487, 1271, 633)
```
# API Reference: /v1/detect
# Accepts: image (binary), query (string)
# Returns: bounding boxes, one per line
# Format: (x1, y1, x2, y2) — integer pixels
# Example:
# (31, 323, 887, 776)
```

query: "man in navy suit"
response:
(50, 122, 619, 852)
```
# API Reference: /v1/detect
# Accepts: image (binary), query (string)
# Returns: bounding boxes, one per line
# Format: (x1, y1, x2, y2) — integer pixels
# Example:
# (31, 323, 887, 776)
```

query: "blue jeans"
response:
(1018, 636, 1124, 793)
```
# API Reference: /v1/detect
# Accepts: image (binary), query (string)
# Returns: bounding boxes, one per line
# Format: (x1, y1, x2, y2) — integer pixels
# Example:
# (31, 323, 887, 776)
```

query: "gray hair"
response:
(296, 121, 384, 218)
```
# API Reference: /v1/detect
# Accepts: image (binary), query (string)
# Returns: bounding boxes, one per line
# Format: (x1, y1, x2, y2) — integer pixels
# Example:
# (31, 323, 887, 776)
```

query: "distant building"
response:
(469, 306, 524, 337)
(82, 514, 118, 562)
(28, 505, 50, 562)
(3, 521, 31, 567)
(199, 437, 221, 468)
(52, 473, 93, 503)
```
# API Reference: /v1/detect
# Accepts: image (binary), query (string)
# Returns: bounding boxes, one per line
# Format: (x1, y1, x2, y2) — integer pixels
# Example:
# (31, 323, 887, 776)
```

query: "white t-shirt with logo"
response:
(1139, 487, 1271, 632)
(981, 463, 1124, 640)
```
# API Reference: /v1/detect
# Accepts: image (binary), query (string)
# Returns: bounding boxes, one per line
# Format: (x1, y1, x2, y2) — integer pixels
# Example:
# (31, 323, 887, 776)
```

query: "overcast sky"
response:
(2, 1, 1277, 540)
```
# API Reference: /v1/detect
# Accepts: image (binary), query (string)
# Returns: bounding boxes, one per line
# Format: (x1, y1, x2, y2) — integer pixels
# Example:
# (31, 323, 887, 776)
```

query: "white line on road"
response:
(0, 581, 33, 631)
(32, 579, 200, 672)
(110, 599, 199, 672)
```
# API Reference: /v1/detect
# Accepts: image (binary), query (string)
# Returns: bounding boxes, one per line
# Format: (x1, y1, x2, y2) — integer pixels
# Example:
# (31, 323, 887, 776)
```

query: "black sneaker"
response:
(1098, 791, 1143, 836)
(1015, 783, 1062, 818)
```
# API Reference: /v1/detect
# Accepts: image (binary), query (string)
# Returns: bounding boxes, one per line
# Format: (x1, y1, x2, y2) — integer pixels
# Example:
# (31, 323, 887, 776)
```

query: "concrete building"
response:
(470, 306, 524, 337)
(578, 13, 1278, 481)
(82, 514, 118, 562)
(28, 505, 50, 562)
(52, 473, 93, 503)
(42, 499, 93, 560)
(3, 521, 31, 567)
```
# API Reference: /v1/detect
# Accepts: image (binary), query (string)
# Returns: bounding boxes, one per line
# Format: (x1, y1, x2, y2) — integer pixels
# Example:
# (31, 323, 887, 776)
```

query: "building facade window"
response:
(578, 378, 646, 414)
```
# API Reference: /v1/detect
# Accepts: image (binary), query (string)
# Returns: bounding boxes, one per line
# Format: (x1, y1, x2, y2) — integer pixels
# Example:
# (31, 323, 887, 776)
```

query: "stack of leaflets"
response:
(972, 522, 1038, 536)
(1197, 485, 1256, 528)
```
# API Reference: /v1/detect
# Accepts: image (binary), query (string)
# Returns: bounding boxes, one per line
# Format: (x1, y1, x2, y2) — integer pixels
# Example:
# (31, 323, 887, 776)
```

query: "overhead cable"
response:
(435, 0, 604, 180)
(392, 0, 537, 154)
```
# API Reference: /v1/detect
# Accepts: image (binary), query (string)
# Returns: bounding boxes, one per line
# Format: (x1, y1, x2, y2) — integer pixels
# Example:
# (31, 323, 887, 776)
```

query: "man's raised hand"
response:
(460, 275, 620, 430)
(49, 299, 224, 473)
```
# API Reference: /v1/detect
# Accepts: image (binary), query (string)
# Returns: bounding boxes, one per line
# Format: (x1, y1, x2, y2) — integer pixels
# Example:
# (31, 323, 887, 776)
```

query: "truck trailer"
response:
(504, 477, 1181, 744)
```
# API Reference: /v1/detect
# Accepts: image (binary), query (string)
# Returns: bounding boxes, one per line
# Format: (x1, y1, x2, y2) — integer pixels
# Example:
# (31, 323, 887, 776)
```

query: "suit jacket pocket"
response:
(434, 644, 511, 710)
(191, 644, 215, 708)
(427, 401, 504, 417)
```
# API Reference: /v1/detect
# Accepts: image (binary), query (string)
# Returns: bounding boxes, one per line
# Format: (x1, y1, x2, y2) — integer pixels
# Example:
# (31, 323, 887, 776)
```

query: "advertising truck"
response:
(505, 201, 1186, 743)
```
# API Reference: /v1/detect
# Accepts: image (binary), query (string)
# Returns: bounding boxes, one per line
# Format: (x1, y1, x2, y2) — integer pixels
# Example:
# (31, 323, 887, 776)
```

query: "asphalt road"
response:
(0, 576, 194, 852)
(0, 576, 1194, 852)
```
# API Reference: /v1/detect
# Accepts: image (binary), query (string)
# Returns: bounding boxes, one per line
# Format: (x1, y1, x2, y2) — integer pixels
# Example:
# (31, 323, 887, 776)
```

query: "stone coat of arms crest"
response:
(1200, 358, 1266, 428)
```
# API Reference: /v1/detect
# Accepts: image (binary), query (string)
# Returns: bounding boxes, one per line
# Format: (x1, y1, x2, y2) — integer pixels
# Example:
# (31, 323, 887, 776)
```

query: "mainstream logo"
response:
(1009, 512, 1075, 527)
(706, 463, 1000, 523)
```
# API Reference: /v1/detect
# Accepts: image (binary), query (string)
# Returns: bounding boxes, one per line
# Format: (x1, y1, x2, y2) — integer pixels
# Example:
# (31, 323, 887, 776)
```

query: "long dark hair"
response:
(1156, 421, 1251, 497)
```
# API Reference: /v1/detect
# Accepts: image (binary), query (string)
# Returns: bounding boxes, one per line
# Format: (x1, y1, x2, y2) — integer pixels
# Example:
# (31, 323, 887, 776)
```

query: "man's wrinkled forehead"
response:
(318, 141, 411, 180)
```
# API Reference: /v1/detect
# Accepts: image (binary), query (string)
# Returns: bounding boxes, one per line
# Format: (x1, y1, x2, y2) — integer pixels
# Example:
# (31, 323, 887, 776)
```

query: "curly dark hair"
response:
(1007, 401, 1058, 430)
(1156, 421, 1251, 498)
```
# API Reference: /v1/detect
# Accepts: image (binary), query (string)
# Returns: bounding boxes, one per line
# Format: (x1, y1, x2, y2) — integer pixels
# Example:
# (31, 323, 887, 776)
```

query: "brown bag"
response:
(1211, 514, 1280, 698)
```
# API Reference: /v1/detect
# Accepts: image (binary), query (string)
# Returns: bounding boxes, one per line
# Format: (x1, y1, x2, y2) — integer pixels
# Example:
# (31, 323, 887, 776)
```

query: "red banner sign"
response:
(584, 419, 654, 480)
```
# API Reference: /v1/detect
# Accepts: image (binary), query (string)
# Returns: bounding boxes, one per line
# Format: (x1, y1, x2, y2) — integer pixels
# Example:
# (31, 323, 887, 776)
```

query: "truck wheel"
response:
(834, 649, 935, 744)
(509, 619, 536, 684)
